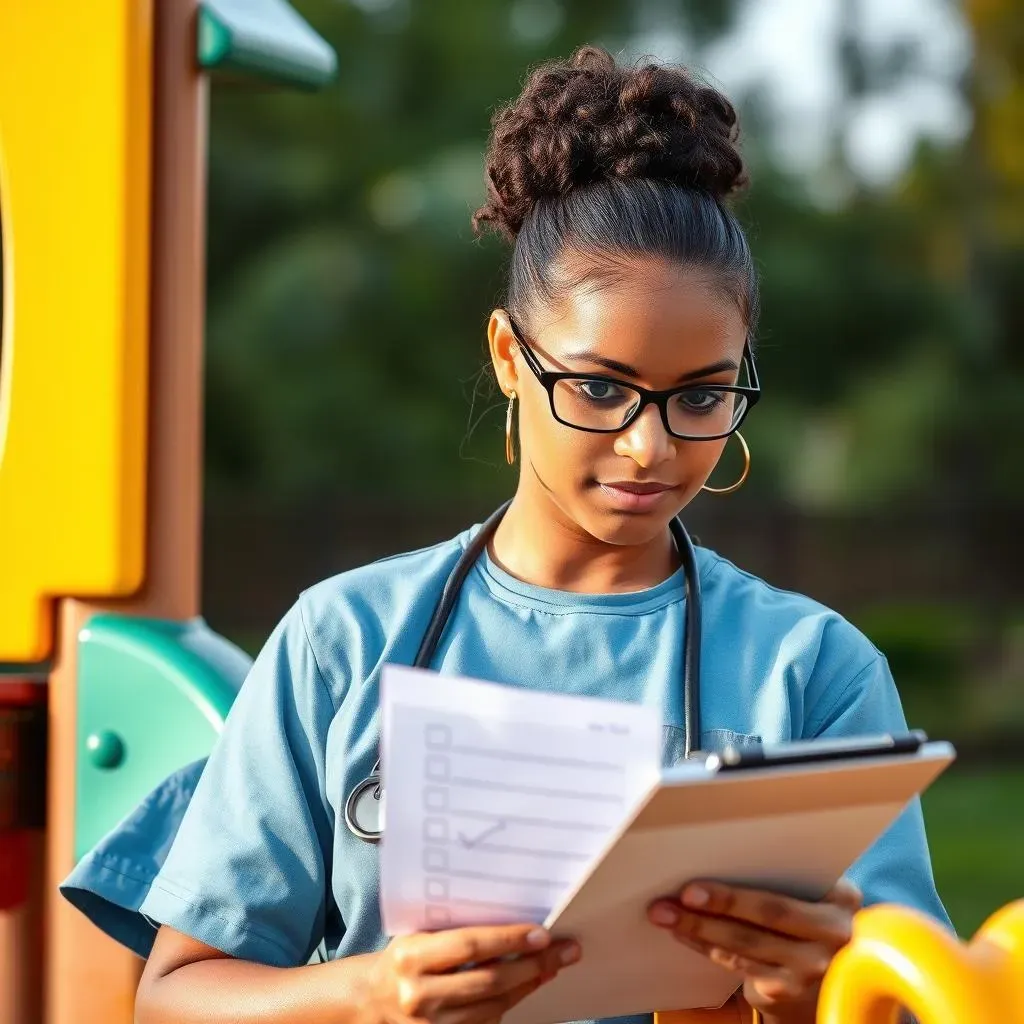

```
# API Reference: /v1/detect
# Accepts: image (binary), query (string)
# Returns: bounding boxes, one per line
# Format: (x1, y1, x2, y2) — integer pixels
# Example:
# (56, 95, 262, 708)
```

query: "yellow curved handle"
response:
(818, 900, 1024, 1024)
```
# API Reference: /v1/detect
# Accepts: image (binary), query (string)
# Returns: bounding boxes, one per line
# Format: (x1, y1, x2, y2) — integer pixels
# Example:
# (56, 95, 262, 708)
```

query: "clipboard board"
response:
(504, 732, 955, 1024)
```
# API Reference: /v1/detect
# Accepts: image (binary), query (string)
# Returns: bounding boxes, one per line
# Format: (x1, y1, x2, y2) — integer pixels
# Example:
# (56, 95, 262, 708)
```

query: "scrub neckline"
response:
(473, 534, 697, 616)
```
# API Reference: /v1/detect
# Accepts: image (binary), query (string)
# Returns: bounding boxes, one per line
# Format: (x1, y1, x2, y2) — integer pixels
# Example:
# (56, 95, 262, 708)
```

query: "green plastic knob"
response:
(86, 730, 125, 770)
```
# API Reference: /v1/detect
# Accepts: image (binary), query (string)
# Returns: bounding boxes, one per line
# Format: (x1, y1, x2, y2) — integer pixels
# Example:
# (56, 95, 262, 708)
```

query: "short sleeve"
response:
(804, 652, 954, 932)
(138, 601, 336, 965)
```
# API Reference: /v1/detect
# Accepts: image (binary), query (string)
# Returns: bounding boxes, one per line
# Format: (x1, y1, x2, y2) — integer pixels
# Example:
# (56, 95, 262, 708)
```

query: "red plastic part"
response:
(0, 679, 47, 907)
(0, 830, 31, 909)
(0, 681, 47, 706)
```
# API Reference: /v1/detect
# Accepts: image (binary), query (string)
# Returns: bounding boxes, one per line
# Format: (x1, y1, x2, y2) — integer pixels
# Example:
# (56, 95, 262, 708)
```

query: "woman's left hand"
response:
(647, 877, 863, 1024)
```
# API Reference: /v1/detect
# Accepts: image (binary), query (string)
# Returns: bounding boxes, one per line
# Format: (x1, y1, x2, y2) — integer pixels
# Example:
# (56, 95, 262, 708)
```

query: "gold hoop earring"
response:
(505, 390, 517, 465)
(701, 431, 750, 495)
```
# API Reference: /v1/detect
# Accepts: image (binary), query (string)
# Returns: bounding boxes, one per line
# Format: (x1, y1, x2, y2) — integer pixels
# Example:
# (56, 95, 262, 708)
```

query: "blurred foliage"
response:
(853, 599, 1024, 743)
(202, 0, 1023, 512)
(858, 603, 975, 693)
(922, 765, 1024, 936)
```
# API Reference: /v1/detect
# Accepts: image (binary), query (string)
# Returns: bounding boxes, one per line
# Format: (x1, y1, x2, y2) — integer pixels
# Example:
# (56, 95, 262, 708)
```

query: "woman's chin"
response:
(575, 500, 678, 547)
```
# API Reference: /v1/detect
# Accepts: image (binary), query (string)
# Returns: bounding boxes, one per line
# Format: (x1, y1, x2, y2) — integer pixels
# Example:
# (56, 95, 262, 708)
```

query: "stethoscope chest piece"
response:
(344, 773, 383, 843)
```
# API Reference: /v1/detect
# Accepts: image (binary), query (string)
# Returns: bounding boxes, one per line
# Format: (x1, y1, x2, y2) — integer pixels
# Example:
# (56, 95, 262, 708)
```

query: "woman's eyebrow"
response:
(561, 349, 739, 384)
(675, 359, 739, 383)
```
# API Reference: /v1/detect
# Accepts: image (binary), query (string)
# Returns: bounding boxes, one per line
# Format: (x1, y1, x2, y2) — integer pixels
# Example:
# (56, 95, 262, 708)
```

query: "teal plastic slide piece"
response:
(74, 614, 252, 861)
(197, 0, 338, 89)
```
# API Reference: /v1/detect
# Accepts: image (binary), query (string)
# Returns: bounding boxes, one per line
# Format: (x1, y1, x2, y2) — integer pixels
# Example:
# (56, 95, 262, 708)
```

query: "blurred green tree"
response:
(201, 0, 1021, 517)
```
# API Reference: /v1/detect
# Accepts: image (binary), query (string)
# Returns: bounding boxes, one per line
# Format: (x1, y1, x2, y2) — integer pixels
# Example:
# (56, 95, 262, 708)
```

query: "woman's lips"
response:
(598, 481, 677, 512)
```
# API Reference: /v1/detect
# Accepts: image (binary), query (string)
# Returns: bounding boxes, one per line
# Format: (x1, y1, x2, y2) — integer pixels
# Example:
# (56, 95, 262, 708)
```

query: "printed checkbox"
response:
(423, 818, 449, 843)
(425, 754, 450, 782)
(424, 847, 449, 872)
(426, 905, 452, 927)
(425, 723, 452, 750)
(424, 786, 449, 811)
(425, 878, 449, 900)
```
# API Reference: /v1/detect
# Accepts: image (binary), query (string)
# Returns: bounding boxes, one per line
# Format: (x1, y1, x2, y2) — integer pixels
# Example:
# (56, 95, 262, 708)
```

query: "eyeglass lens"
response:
(551, 378, 748, 438)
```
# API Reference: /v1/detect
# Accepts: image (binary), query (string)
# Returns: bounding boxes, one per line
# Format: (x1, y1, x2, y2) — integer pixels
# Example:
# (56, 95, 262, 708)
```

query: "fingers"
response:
(823, 877, 864, 912)
(647, 880, 861, 1014)
(423, 942, 579, 1009)
(436, 975, 555, 1024)
(387, 928, 580, 1023)
(663, 926, 826, 1007)
(702, 948, 808, 1003)
(651, 900, 834, 978)
(395, 924, 552, 975)
(662, 879, 858, 946)
(707, 942, 817, 1001)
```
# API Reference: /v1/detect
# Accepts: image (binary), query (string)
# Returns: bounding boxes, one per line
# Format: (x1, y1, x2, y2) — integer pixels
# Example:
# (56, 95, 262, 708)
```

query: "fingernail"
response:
(526, 928, 550, 948)
(650, 903, 679, 926)
(559, 943, 580, 965)
(683, 885, 710, 908)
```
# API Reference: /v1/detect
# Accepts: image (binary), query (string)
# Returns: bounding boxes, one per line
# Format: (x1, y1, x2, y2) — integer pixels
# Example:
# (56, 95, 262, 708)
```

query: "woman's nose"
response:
(613, 404, 676, 469)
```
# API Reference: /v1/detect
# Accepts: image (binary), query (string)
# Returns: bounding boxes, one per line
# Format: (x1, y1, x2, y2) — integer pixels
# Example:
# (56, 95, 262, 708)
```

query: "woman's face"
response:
(489, 258, 750, 548)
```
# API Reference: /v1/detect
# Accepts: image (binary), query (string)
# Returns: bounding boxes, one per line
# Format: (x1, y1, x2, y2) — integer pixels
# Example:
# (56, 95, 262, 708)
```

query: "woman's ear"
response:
(487, 310, 520, 396)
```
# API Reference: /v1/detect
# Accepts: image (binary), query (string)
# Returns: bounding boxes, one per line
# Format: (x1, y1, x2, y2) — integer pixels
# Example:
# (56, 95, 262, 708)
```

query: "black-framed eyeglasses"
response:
(506, 314, 761, 442)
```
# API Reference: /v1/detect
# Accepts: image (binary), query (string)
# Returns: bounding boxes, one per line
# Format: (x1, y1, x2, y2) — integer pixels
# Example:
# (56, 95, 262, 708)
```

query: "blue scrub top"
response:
(62, 523, 951, 1021)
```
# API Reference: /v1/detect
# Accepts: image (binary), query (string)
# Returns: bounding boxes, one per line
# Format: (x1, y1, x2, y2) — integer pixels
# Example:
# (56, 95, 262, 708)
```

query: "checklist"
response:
(378, 664, 661, 934)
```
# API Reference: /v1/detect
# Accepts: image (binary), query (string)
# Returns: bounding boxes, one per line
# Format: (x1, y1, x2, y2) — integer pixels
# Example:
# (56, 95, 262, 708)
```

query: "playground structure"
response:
(0, 2, 1019, 1023)
(818, 901, 1024, 1023)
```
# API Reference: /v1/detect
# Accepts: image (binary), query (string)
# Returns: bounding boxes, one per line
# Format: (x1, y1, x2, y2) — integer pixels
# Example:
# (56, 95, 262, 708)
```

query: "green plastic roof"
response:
(197, 0, 338, 90)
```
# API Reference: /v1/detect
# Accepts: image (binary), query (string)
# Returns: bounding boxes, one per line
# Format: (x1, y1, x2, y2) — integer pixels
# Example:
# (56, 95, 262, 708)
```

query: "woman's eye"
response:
(678, 389, 725, 414)
(577, 380, 625, 402)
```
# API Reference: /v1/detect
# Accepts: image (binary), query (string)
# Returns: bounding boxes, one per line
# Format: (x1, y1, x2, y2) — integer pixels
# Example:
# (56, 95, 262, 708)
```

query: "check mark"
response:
(457, 820, 506, 848)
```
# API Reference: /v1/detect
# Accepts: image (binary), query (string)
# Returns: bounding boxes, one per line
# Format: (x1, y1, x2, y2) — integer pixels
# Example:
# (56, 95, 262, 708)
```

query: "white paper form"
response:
(379, 665, 661, 935)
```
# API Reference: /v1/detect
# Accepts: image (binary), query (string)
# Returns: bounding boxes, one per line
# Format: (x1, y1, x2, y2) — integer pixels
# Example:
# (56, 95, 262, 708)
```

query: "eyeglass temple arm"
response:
(744, 338, 761, 391)
(504, 314, 547, 379)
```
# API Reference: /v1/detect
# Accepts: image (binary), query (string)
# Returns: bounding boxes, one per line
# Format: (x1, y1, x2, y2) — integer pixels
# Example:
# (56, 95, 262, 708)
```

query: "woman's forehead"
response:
(536, 264, 747, 379)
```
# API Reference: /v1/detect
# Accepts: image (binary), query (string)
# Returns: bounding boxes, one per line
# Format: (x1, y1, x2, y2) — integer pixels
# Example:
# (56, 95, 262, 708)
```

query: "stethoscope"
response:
(343, 499, 703, 842)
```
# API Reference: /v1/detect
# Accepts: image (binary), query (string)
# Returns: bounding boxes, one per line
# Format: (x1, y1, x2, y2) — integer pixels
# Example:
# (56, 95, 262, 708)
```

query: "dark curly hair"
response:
(473, 45, 759, 337)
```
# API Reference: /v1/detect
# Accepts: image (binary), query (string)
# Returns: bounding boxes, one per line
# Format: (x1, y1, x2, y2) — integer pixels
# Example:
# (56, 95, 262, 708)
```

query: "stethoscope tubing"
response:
(343, 501, 702, 842)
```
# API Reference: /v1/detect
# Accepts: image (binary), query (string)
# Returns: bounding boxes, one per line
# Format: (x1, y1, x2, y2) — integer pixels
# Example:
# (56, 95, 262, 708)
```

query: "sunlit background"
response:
(197, 0, 1022, 936)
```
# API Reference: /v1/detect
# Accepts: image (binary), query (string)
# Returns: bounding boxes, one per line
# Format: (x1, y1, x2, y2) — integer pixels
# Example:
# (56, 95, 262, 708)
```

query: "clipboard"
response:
(504, 732, 955, 1024)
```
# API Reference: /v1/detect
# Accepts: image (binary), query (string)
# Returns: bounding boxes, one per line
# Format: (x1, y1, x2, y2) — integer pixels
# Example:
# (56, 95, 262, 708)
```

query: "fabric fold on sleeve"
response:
(59, 757, 208, 959)
(133, 601, 336, 964)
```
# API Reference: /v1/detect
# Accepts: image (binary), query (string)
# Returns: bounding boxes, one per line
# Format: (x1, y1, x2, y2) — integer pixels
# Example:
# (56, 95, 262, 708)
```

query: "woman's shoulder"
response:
(275, 526, 478, 694)
(297, 526, 475, 626)
(697, 544, 883, 667)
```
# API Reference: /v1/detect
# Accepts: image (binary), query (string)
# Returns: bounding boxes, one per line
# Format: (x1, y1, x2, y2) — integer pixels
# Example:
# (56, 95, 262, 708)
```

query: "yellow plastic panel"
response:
(0, 0, 152, 661)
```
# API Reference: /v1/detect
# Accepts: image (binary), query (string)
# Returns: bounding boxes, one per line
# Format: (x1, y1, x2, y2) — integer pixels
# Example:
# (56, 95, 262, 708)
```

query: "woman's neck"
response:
(488, 488, 680, 595)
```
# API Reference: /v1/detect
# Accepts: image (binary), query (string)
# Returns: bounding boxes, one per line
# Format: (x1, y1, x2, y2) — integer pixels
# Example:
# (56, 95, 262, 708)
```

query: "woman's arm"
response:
(137, 927, 376, 1024)
(137, 922, 579, 1024)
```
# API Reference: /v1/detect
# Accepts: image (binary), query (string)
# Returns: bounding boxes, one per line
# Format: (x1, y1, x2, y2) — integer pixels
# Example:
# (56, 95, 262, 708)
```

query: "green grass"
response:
(920, 764, 1024, 936)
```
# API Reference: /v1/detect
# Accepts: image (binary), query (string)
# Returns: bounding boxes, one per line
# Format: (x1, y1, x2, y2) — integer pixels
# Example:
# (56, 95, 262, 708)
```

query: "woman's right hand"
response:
(364, 923, 580, 1024)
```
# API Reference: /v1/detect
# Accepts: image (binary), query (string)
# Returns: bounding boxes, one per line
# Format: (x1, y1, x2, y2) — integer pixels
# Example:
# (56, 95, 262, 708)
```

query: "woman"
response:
(66, 45, 948, 1024)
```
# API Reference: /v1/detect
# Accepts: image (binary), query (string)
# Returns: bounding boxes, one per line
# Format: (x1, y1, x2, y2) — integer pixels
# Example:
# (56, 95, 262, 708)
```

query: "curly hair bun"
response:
(473, 45, 747, 241)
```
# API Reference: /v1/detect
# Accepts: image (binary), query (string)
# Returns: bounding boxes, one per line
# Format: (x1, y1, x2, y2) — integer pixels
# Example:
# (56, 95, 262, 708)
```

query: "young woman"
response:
(68, 45, 948, 1024)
